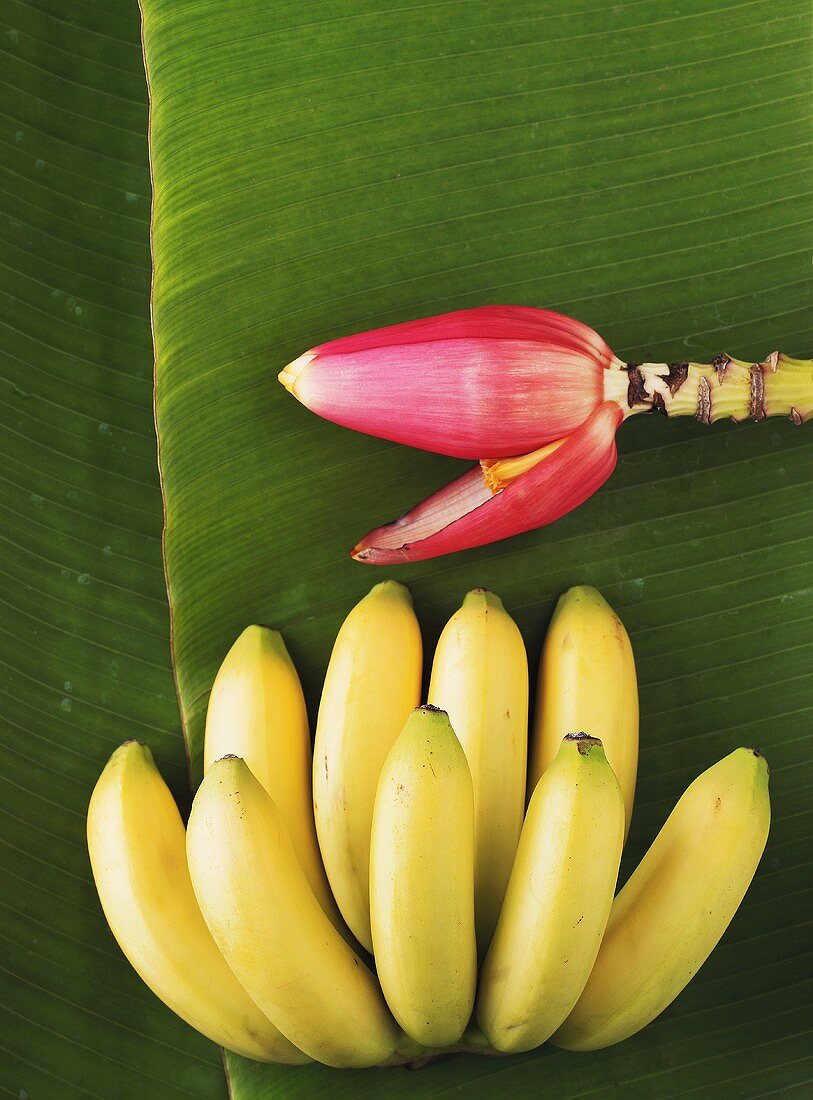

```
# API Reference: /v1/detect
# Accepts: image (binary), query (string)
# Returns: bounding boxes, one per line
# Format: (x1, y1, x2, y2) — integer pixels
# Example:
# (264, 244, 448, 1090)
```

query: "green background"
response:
(3, 0, 812, 1096)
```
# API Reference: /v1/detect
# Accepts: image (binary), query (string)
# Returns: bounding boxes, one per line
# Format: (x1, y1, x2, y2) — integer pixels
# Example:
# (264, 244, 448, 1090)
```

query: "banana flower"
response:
(279, 307, 811, 564)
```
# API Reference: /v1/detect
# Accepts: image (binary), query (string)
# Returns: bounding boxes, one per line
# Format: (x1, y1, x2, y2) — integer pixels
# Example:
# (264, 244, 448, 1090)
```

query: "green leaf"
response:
(4, 0, 811, 1096)
(145, 0, 812, 1094)
(1, 1, 223, 1096)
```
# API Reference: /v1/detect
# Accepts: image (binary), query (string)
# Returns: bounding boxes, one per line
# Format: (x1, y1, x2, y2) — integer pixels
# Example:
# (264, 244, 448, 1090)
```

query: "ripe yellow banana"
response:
(553, 747, 771, 1051)
(529, 585, 638, 835)
(427, 588, 528, 950)
(187, 755, 399, 1068)
(203, 625, 339, 926)
(476, 734, 624, 1053)
(370, 706, 477, 1047)
(86, 741, 307, 1065)
(313, 580, 422, 951)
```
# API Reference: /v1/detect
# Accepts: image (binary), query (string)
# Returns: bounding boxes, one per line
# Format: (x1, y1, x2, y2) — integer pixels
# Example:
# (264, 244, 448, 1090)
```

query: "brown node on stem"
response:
(764, 351, 779, 372)
(650, 392, 667, 416)
(666, 361, 689, 395)
(711, 353, 731, 383)
(749, 364, 766, 421)
(623, 363, 649, 408)
(696, 375, 712, 424)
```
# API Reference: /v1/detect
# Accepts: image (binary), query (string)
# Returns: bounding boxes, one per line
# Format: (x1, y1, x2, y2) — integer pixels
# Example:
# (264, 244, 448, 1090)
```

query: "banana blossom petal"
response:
(279, 306, 613, 459)
(352, 402, 623, 564)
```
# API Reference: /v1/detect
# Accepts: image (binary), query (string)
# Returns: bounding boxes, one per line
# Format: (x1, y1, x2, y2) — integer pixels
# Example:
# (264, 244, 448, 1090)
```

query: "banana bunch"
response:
(87, 582, 771, 1069)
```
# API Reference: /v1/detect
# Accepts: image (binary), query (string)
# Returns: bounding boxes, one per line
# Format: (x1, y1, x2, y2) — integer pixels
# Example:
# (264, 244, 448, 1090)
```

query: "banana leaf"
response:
(1, 0, 225, 1095)
(3, 0, 812, 1097)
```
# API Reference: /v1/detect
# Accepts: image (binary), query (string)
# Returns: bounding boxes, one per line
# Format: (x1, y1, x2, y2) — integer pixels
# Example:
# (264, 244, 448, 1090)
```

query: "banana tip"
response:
(564, 732, 603, 754)
(747, 746, 770, 776)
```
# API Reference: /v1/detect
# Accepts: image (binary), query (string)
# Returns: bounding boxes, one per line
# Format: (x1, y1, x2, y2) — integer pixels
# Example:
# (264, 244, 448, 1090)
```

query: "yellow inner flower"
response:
(480, 437, 567, 494)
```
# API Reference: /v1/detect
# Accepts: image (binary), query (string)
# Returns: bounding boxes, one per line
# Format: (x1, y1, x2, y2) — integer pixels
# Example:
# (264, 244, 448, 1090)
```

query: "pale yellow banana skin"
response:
(370, 707, 477, 1047)
(86, 742, 307, 1065)
(428, 589, 528, 951)
(313, 580, 422, 951)
(187, 756, 399, 1068)
(529, 585, 638, 836)
(204, 625, 340, 928)
(553, 747, 771, 1051)
(476, 734, 624, 1053)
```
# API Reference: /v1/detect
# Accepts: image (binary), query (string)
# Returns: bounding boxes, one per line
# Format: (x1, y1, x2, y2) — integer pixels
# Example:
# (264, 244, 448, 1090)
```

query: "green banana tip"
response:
(114, 739, 151, 762)
(208, 754, 258, 789)
(564, 732, 604, 755)
(714, 747, 770, 788)
(559, 584, 609, 610)
(409, 705, 459, 743)
(208, 753, 247, 776)
(370, 579, 413, 604)
(237, 623, 286, 649)
(746, 746, 770, 776)
(106, 740, 156, 782)
(463, 587, 504, 610)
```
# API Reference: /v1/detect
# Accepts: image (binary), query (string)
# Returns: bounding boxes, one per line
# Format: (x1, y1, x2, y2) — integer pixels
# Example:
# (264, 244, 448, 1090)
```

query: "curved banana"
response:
(529, 585, 638, 835)
(187, 755, 399, 1068)
(313, 580, 422, 951)
(86, 741, 307, 1065)
(476, 734, 624, 1052)
(427, 588, 528, 950)
(204, 625, 339, 926)
(553, 747, 771, 1051)
(370, 707, 477, 1047)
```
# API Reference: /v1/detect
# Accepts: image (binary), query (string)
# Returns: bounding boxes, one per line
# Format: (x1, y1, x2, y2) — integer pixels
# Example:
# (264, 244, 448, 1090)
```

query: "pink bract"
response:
(351, 402, 624, 564)
(280, 307, 613, 459)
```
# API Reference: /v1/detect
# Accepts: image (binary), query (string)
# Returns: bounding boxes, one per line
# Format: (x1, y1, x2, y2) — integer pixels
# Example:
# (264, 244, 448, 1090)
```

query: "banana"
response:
(187, 755, 399, 1068)
(427, 588, 528, 951)
(529, 585, 638, 836)
(204, 625, 339, 926)
(313, 580, 422, 951)
(370, 707, 477, 1047)
(86, 741, 307, 1065)
(476, 734, 624, 1053)
(553, 747, 771, 1051)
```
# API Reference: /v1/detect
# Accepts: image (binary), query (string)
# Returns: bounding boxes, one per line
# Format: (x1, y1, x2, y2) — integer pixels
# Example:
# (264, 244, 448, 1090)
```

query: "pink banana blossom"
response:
(279, 307, 811, 564)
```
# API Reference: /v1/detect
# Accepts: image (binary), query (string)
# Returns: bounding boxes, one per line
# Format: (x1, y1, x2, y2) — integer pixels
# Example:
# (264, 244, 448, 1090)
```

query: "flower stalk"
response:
(604, 352, 813, 425)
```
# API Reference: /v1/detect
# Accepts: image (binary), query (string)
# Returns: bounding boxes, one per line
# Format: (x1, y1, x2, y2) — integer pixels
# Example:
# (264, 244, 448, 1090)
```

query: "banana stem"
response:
(603, 353, 813, 425)
(382, 1033, 433, 1067)
(452, 1023, 502, 1057)
(381, 1024, 505, 1069)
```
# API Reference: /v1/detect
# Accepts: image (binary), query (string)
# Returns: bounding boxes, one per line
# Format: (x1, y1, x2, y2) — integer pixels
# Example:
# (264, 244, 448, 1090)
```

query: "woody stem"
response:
(603, 353, 813, 425)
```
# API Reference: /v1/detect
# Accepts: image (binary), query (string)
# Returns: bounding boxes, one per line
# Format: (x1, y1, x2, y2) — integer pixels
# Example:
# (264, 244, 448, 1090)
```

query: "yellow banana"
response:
(203, 625, 339, 926)
(427, 588, 528, 951)
(370, 707, 477, 1047)
(86, 741, 307, 1065)
(553, 747, 771, 1051)
(313, 580, 422, 951)
(529, 585, 638, 835)
(187, 755, 399, 1068)
(476, 734, 624, 1053)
